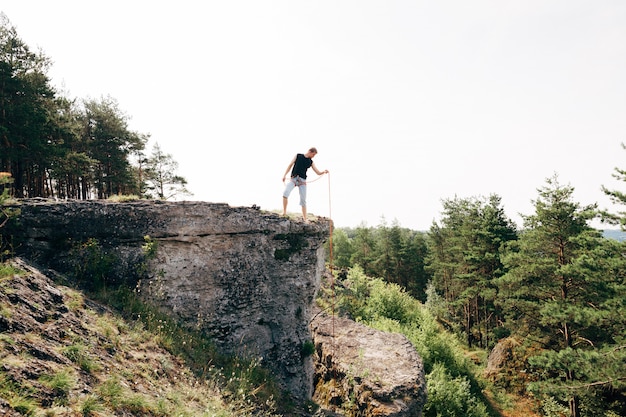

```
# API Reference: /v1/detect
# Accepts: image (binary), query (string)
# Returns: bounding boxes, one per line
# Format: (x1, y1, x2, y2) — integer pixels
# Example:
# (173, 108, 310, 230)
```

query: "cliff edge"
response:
(4, 199, 329, 400)
(3, 199, 427, 416)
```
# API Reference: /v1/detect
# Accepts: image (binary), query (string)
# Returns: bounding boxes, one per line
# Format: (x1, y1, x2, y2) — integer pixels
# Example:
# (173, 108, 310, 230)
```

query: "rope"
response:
(326, 173, 338, 411)
(327, 172, 335, 333)
(302, 172, 337, 408)
(305, 172, 337, 407)
(287, 173, 326, 187)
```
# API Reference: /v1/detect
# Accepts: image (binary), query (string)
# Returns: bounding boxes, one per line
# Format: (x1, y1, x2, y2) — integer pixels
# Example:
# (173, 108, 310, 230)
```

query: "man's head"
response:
(305, 147, 318, 158)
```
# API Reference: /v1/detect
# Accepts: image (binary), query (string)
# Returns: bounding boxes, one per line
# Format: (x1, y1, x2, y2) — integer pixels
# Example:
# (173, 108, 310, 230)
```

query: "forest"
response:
(0, 14, 188, 201)
(326, 181, 626, 417)
(2, 12, 626, 417)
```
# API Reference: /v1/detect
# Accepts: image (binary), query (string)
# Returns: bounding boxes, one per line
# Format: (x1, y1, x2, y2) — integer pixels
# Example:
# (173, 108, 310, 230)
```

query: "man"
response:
(282, 147, 328, 221)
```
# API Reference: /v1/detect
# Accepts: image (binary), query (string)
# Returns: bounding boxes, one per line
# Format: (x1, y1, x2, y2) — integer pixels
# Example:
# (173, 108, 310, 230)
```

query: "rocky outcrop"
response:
(311, 311, 427, 417)
(3, 198, 427, 415)
(4, 199, 329, 400)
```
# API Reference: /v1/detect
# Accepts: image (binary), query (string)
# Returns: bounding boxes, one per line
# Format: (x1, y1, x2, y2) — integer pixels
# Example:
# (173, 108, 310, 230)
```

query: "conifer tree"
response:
(601, 142, 626, 229)
(498, 175, 626, 417)
(427, 195, 516, 347)
(144, 143, 191, 200)
(0, 13, 57, 197)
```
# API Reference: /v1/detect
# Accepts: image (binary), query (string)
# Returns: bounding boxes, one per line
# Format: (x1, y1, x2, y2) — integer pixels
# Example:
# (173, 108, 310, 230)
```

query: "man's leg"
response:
(282, 179, 296, 216)
(298, 184, 307, 221)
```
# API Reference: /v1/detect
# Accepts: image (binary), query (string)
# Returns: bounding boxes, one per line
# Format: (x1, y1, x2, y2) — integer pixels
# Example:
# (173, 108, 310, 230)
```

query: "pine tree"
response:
(0, 13, 57, 197)
(427, 195, 517, 347)
(144, 143, 191, 200)
(498, 175, 626, 417)
(601, 142, 626, 230)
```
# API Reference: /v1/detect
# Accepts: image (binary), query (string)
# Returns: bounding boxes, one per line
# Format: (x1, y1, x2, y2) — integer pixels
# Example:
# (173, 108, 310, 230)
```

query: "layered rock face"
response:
(4, 199, 427, 415)
(5, 199, 329, 400)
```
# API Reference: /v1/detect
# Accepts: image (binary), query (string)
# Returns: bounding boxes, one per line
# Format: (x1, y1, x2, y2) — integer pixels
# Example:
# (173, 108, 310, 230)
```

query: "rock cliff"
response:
(4, 199, 329, 400)
(3, 199, 427, 415)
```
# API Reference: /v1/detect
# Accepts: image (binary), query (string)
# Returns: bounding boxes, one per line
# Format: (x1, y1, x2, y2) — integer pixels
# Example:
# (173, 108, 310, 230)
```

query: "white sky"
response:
(3, 1, 626, 230)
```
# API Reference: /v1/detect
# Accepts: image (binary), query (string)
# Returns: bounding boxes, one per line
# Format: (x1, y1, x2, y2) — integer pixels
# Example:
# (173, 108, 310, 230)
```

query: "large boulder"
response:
(311, 311, 427, 416)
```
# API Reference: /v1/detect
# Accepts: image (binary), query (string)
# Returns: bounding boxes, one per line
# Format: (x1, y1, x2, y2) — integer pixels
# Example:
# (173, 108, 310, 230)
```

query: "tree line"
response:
(328, 174, 626, 417)
(0, 14, 189, 201)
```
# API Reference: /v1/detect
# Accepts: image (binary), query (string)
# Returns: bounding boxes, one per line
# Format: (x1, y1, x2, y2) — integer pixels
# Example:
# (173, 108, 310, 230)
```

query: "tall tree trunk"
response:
(464, 303, 472, 347)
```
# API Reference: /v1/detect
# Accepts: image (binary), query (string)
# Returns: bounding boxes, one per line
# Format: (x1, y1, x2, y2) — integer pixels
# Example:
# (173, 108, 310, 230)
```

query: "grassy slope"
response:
(0, 260, 284, 417)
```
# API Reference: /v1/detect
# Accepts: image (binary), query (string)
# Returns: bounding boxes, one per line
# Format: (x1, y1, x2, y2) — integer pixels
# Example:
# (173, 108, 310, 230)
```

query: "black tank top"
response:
(291, 154, 313, 179)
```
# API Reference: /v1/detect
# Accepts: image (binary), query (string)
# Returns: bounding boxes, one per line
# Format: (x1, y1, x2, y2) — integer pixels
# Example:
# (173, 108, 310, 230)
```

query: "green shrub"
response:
(365, 278, 420, 324)
(334, 266, 491, 415)
(70, 238, 116, 290)
(97, 375, 124, 407)
(9, 395, 37, 416)
(118, 394, 151, 414)
(107, 194, 140, 202)
(423, 363, 489, 417)
(301, 340, 315, 357)
(1, 373, 37, 416)
(0, 262, 20, 280)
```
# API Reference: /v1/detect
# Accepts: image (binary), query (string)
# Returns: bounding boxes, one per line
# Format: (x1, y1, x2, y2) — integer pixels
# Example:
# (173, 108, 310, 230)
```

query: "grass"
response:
(0, 374, 37, 416)
(61, 343, 100, 374)
(0, 260, 287, 416)
(0, 262, 21, 279)
(38, 369, 76, 404)
(106, 194, 141, 202)
(79, 395, 105, 416)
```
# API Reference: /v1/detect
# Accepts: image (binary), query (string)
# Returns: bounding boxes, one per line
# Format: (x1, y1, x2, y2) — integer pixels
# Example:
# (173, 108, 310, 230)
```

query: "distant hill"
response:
(602, 229, 626, 241)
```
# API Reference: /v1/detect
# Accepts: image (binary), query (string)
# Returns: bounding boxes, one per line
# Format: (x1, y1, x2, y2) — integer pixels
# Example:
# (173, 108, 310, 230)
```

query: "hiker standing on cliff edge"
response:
(282, 147, 328, 222)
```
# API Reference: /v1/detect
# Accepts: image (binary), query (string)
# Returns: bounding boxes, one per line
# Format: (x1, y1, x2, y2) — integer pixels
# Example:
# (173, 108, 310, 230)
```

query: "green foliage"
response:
(540, 396, 570, 417)
(143, 142, 192, 200)
(142, 235, 158, 259)
(601, 143, 626, 229)
(70, 238, 116, 290)
(92, 285, 282, 416)
(333, 265, 491, 414)
(0, 262, 20, 279)
(61, 343, 99, 373)
(80, 395, 105, 416)
(0, 172, 19, 260)
(365, 278, 420, 324)
(97, 375, 124, 406)
(300, 340, 315, 357)
(107, 194, 141, 202)
(39, 369, 75, 405)
(423, 363, 489, 417)
(426, 194, 517, 349)
(328, 228, 353, 268)
(498, 175, 626, 416)
(0, 373, 37, 416)
(9, 395, 37, 416)
(328, 220, 430, 300)
(0, 16, 190, 200)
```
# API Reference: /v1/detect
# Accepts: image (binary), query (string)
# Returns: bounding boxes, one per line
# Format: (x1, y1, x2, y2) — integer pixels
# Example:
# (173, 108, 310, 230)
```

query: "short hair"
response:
(308, 147, 318, 154)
